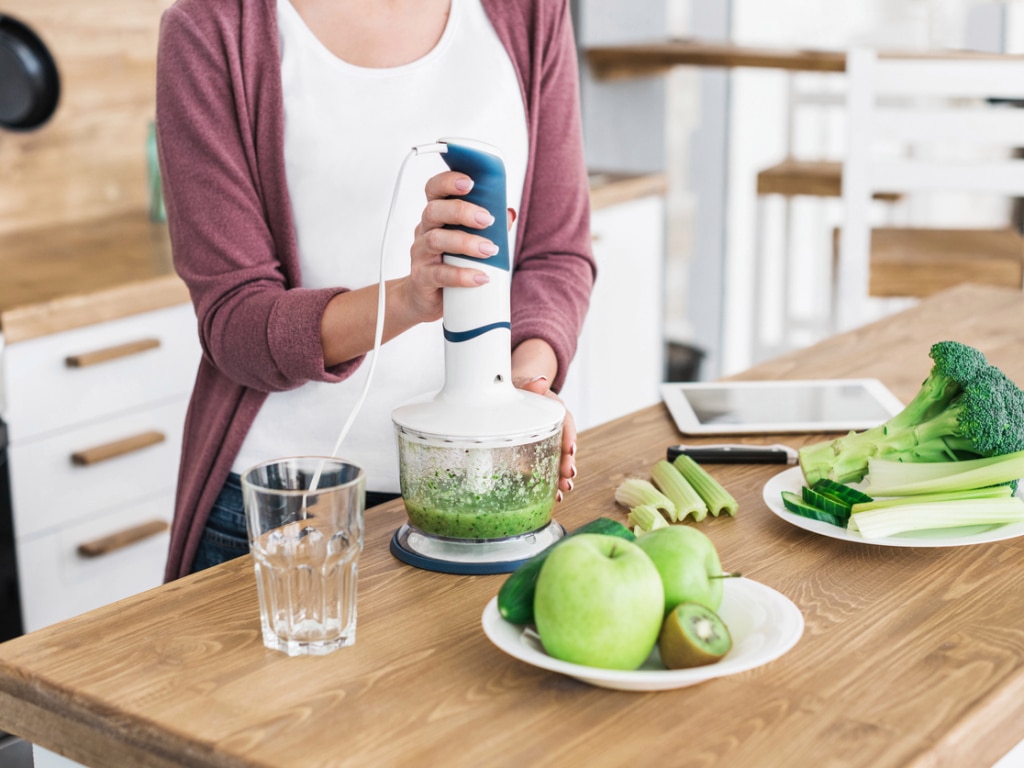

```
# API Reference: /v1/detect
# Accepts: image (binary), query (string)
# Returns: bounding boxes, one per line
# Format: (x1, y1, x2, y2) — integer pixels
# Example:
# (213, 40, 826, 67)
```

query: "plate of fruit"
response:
(482, 521, 804, 691)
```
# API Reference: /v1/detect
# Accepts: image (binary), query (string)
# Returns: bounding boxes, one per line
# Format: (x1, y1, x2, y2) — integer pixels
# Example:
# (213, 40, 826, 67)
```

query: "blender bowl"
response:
(397, 421, 561, 540)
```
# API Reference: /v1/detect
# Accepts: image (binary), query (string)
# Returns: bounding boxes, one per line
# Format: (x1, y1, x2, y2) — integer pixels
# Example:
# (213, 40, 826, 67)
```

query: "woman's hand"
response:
(512, 339, 577, 501)
(321, 170, 502, 366)
(399, 171, 502, 325)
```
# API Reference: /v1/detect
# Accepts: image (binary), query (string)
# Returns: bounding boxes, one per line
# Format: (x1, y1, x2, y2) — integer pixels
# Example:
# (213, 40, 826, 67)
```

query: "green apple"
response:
(634, 525, 723, 616)
(533, 533, 664, 670)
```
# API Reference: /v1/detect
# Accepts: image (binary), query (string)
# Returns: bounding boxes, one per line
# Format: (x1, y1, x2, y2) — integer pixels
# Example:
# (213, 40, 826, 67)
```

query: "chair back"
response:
(836, 48, 1024, 330)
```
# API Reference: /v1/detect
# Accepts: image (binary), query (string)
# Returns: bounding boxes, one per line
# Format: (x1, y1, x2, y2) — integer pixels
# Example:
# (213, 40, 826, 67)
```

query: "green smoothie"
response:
(402, 472, 557, 540)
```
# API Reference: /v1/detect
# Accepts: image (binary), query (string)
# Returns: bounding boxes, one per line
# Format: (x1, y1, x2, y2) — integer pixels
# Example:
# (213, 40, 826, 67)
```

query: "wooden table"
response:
(2, 283, 1024, 768)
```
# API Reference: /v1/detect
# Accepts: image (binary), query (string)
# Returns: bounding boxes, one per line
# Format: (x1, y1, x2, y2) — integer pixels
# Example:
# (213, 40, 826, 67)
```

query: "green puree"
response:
(404, 484, 556, 539)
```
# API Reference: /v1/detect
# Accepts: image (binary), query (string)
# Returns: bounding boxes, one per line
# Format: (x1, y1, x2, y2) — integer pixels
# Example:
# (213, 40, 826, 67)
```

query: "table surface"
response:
(2, 283, 1024, 768)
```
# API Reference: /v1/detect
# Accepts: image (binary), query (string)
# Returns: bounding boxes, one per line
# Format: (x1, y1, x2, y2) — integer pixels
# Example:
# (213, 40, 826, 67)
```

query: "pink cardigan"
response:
(156, 0, 595, 580)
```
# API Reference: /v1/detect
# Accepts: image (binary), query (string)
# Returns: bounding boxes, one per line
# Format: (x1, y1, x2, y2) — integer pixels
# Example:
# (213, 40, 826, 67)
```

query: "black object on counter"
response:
(667, 443, 798, 465)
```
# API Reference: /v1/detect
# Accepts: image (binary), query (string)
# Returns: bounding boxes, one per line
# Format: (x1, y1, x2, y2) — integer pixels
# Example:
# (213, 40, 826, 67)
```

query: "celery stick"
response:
(864, 450, 1024, 496)
(850, 485, 1013, 514)
(671, 454, 739, 517)
(848, 497, 1024, 539)
(652, 459, 709, 522)
(627, 504, 670, 535)
(614, 478, 676, 519)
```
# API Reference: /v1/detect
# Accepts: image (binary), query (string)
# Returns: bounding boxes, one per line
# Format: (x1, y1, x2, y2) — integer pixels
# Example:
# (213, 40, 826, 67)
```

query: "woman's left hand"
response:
(512, 339, 576, 501)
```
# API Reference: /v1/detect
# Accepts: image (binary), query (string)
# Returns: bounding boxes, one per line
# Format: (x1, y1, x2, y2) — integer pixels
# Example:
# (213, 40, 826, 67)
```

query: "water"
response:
(252, 522, 359, 656)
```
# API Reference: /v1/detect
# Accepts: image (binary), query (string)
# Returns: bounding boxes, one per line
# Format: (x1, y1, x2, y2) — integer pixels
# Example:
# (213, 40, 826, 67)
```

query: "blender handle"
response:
(438, 139, 510, 273)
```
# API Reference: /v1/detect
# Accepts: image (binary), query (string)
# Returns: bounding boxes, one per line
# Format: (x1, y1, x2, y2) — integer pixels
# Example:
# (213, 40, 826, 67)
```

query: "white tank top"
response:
(233, 0, 529, 491)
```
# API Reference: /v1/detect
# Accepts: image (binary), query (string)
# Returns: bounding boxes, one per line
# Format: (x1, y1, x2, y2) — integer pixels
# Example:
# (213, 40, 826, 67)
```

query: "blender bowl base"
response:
(389, 520, 565, 575)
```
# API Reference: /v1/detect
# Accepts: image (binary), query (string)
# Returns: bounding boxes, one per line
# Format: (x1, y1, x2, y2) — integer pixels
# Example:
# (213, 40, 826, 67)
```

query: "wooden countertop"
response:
(1, 283, 1023, 767)
(0, 213, 188, 344)
(0, 176, 659, 344)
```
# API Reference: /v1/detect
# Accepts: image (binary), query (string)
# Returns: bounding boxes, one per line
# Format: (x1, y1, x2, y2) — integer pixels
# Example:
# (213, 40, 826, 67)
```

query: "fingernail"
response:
(566, 478, 574, 492)
(570, 442, 577, 457)
(475, 211, 495, 227)
(526, 375, 548, 384)
(479, 242, 499, 256)
(556, 490, 563, 503)
(570, 464, 577, 480)
(473, 273, 490, 285)
(455, 178, 473, 191)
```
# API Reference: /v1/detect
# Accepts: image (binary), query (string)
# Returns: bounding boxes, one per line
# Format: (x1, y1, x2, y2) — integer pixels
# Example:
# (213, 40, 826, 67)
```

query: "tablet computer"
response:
(660, 379, 905, 436)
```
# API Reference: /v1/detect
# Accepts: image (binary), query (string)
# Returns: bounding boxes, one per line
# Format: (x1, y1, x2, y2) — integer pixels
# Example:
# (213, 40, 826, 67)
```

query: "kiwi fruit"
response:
(658, 602, 732, 669)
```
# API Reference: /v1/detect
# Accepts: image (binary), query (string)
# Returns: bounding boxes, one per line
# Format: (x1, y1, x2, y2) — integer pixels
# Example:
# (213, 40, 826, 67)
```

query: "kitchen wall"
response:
(0, 0, 173, 237)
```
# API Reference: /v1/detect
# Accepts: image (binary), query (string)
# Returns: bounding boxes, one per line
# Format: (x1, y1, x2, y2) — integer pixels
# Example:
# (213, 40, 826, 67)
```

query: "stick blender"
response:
(390, 139, 566, 574)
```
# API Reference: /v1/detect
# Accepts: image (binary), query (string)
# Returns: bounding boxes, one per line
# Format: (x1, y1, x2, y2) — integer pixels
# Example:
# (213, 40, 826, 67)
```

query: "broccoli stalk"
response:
(799, 341, 1024, 486)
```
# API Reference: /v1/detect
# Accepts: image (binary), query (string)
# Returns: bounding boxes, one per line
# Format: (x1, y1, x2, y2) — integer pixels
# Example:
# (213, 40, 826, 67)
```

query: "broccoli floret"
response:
(799, 341, 1024, 486)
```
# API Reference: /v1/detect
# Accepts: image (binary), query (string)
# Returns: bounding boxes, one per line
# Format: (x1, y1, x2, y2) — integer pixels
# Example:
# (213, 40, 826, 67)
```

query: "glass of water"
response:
(241, 457, 365, 657)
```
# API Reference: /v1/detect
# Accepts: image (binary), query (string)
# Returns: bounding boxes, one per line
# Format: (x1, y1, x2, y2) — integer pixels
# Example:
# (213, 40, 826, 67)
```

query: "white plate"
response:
(763, 466, 1024, 547)
(481, 578, 804, 691)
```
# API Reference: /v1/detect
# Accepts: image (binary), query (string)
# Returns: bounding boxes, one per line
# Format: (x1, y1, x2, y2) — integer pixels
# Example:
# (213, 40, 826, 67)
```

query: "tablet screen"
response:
(660, 379, 905, 435)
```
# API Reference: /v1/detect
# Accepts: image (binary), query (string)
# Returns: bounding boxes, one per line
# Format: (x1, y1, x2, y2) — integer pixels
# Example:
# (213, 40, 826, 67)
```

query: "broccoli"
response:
(799, 341, 1024, 486)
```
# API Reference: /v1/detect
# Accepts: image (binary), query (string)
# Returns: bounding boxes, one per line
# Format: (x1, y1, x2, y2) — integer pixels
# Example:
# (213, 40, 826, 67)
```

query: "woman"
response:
(155, 0, 595, 579)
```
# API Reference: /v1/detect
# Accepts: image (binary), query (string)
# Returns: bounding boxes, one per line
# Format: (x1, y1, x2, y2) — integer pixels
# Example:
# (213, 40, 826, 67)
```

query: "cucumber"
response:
(496, 517, 635, 624)
(781, 491, 848, 528)
(812, 479, 873, 506)
(801, 485, 853, 517)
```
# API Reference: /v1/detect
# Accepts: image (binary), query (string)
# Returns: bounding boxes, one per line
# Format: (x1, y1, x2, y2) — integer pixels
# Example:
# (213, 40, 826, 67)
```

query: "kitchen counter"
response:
(1, 283, 1023, 767)
(0, 213, 188, 344)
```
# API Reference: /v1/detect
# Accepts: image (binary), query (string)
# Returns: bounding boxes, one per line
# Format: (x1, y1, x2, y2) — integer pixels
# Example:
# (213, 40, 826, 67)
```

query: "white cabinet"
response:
(4, 303, 201, 633)
(560, 193, 666, 431)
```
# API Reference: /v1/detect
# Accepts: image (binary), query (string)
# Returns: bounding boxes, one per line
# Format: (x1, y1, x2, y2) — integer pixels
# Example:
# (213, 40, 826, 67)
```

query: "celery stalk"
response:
(672, 454, 739, 517)
(614, 478, 676, 520)
(848, 497, 1024, 539)
(652, 459, 709, 522)
(627, 504, 670, 535)
(850, 485, 1013, 514)
(864, 450, 1024, 496)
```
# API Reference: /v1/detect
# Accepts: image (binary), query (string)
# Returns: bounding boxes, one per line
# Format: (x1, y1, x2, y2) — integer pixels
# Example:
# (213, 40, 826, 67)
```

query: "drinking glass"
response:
(241, 457, 365, 656)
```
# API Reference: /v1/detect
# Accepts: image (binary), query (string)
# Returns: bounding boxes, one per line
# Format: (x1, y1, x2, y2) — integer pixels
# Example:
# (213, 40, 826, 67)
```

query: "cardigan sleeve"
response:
(156, 4, 362, 394)
(507, 0, 596, 393)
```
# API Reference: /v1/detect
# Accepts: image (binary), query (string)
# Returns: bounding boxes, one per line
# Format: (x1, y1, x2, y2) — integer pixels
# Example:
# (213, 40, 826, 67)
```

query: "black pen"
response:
(667, 443, 798, 465)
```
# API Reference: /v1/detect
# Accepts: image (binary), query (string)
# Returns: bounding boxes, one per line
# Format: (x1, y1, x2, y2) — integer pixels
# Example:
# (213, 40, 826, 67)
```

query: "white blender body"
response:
(391, 139, 566, 574)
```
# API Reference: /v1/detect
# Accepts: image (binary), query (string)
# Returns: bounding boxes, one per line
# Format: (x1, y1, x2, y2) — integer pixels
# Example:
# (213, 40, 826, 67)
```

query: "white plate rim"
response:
(763, 466, 1024, 547)
(481, 577, 804, 691)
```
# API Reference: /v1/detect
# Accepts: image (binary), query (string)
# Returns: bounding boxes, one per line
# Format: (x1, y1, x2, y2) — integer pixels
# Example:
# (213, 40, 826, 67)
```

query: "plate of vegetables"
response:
(763, 340, 1024, 546)
(763, 466, 1024, 547)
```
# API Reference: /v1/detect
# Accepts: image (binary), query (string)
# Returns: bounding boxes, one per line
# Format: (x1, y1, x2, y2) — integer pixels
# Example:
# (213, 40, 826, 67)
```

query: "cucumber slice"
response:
(781, 491, 848, 528)
(812, 479, 873, 506)
(801, 485, 853, 517)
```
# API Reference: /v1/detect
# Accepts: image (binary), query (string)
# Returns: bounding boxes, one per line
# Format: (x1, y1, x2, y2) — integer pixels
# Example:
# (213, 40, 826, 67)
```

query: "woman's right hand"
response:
(398, 170, 501, 324)
(320, 171, 502, 367)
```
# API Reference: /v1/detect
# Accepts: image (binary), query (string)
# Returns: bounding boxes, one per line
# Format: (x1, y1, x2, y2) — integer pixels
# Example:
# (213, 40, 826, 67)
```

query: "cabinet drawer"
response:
(9, 397, 187, 538)
(16, 495, 171, 633)
(4, 303, 200, 442)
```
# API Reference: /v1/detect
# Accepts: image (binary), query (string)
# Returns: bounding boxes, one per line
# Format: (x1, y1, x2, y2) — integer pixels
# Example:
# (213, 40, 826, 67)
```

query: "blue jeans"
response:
(189, 473, 248, 574)
(188, 473, 401, 574)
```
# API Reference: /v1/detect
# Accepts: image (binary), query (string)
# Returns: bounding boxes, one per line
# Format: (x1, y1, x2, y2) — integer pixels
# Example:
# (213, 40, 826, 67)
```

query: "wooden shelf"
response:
(588, 172, 668, 210)
(586, 39, 846, 80)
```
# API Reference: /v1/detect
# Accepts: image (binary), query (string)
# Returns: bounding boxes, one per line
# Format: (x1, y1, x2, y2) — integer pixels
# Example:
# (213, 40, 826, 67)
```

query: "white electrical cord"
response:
(308, 142, 446, 495)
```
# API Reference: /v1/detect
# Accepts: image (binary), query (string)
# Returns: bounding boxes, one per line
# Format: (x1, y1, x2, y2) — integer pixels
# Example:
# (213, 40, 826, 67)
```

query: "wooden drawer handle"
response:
(65, 338, 161, 368)
(77, 519, 170, 558)
(71, 430, 166, 466)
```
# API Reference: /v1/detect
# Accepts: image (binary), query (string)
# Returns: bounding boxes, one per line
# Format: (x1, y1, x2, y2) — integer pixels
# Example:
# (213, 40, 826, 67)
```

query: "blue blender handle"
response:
(439, 139, 510, 273)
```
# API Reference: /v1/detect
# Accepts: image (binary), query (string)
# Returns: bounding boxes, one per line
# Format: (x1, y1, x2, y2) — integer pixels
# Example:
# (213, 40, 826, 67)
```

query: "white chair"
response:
(834, 48, 1024, 331)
